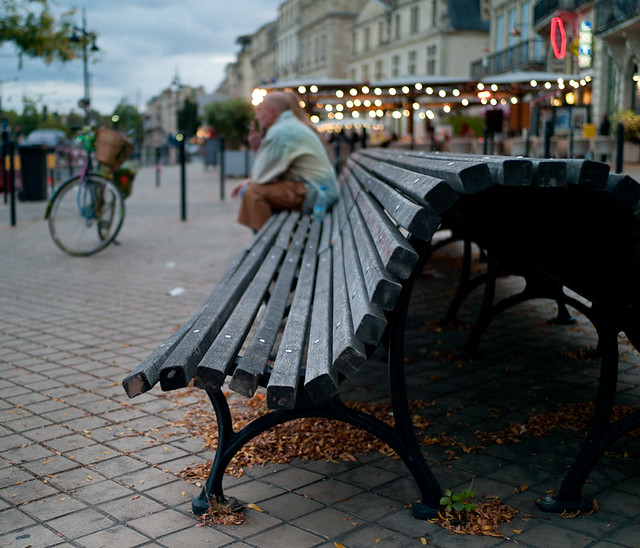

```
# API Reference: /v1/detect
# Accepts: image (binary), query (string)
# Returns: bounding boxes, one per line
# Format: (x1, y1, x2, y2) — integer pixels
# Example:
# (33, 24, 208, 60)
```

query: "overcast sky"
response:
(0, 0, 282, 116)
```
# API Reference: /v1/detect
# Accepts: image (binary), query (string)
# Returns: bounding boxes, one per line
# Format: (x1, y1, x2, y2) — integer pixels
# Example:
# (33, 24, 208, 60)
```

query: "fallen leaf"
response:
(247, 503, 263, 512)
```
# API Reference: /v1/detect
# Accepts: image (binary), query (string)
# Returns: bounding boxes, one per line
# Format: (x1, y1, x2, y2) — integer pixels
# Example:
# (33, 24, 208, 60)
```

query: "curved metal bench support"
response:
(193, 246, 442, 519)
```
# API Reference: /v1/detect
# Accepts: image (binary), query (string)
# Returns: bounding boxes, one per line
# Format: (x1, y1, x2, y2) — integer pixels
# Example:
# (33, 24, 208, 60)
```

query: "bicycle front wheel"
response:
(48, 174, 125, 256)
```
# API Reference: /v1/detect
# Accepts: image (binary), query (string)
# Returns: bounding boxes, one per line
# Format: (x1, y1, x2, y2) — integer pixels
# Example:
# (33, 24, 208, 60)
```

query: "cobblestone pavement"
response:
(1, 160, 640, 547)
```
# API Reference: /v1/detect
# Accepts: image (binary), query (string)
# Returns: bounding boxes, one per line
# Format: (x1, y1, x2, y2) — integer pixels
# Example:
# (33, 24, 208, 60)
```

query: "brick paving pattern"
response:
(1, 160, 640, 547)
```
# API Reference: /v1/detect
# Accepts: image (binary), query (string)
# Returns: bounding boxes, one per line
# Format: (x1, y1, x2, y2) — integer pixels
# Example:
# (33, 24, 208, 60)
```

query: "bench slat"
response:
(350, 178, 420, 280)
(318, 210, 333, 253)
(359, 149, 491, 195)
(560, 159, 609, 190)
(266, 220, 322, 409)
(345, 160, 442, 242)
(352, 154, 460, 212)
(157, 214, 289, 391)
(341, 217, 388, 346)
(194, 247, 285, 391)
(605, 173, 640, 213)
(331, 233, 367, 376)
(400, 151, 534, 188)
(122, 215, 285, 398)
(304, 247, 338, 403)
(229, 217, 312, 397)
(347, 196, 402, 310)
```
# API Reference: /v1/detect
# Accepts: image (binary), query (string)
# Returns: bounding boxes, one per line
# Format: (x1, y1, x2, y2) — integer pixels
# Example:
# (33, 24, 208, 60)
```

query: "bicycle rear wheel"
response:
(48, 174, 125, 256)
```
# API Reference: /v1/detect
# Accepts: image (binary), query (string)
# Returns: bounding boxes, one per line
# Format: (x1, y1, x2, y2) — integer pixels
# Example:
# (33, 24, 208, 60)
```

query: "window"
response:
(411, 6, 419, 34)
(395, 13, 401, 40)
(426, 44, 437, 75)
(378, 20, 385, 45)
(375, 59, 384, 80)
(507, 8, 517, 46)
(408, 50, 417, 75)
(392, 54, 400, 77)
(365, 26, 371, 50)
(362, 63, 369, 80)
(431, 0, 437, 28)
(495, 15, 504, 51)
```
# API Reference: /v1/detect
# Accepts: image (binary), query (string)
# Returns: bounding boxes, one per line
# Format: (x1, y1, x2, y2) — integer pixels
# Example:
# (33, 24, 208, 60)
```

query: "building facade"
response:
(349, 0, 490, 82)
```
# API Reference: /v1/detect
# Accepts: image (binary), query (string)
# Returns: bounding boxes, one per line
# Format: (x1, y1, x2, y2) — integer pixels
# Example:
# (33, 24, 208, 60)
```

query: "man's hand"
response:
(248, 126, 263, 153)
(231, 179, 251, 199)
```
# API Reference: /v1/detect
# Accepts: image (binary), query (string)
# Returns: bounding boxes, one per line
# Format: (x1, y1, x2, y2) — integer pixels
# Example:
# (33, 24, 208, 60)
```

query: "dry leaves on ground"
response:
(169, 388, 435, 480)
(196, 500, 246, 526)
(429, 497, 518, 538)
(475, 402, 639, 445)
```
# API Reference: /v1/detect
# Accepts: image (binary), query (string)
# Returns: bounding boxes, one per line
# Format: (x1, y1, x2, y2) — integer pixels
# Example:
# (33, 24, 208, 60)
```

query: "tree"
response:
(204, 97, 254, 149)
(0, 0, 79, 66)
(112, 101, 144, 145)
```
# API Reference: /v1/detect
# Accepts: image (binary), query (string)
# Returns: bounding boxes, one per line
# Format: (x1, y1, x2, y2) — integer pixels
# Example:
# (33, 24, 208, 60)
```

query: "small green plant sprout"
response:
(440, 488, 478, 513)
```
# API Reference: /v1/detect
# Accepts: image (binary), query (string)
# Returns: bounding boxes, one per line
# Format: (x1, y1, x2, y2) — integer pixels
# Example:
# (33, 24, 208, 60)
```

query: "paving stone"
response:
(247, 523, 324, 547)
(76, 524, 152, 547)
(158, 524, 236, 547)
(19, 494, 89, 521)
(0, 506, 37, 533)
(0, 523, 68, 548)
(127, 508, 197, 538)
(292, 507, 362, 538)
(257, 491, 324, 521)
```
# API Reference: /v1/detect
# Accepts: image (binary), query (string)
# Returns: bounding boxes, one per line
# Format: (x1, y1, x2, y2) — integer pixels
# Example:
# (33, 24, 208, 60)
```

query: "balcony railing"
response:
(595, 0, 640, 34)
(534, 0, 591, 26)
(470, 38, 546, 79)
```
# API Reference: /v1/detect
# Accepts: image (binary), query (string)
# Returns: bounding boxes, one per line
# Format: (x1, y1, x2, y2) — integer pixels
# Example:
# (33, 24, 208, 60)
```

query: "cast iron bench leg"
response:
(538, 307, 619, 513)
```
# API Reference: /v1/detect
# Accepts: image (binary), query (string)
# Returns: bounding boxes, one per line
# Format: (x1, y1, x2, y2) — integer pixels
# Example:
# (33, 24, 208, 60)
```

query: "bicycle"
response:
(45, 127, 135, 256)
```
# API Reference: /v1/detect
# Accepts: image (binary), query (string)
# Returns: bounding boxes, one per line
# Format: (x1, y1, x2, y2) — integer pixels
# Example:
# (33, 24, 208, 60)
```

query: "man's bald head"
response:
(255, 92, 291, 131)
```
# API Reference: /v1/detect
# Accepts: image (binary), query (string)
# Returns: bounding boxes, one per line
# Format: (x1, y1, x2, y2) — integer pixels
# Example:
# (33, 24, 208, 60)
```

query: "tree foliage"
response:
(0, 0, 79, 65)
(204, 97, 254, 149)
(113, 101, 144, 144)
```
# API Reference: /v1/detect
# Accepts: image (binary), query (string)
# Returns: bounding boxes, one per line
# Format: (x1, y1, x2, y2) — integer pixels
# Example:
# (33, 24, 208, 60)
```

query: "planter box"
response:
(623, 142, 640, 163)
(223, 150, 254, 177)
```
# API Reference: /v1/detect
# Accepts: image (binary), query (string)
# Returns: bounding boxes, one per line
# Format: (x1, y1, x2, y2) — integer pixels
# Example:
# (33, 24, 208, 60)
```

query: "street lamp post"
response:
(70, 8, 99, 125)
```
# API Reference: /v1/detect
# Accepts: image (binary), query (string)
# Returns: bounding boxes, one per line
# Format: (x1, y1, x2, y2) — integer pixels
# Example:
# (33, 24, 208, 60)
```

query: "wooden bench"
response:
(123, 149, 640, 519)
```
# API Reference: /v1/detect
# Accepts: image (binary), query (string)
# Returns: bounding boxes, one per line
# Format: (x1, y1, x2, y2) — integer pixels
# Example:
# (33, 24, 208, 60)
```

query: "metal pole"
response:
(219, 137, 225, 201)
(615, 122, 624, 174)
(155, 147, 161, 187)
(179, 137, 186, 221)
(543, 120, 552, 158)
(9, 140, 16, 226)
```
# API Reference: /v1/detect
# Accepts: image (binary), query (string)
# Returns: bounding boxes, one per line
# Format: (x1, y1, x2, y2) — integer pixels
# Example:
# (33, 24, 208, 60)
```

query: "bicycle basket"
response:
(95, 127, 134, 171)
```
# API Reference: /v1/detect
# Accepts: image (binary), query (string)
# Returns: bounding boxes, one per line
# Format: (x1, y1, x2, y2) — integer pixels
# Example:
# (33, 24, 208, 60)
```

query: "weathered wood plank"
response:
(157, 214, 288, 391)
(331, 233, 367, 376)
(194, 247, 285, 391)
(351, 181, 420, 280)
(229, 217, 311, 397)
(346, 159, 443, 242)
(604, 173, 640, 213)
(122, 243, 251, 398)
(347, 198, 402, 310)
(304, 247, 338, 403)
(563, 159, 609, 190)
(266, 221, 322, 409)
(341, 217, 388, 346)
(400, 151, 534, 188)
(357, 149, 491, 195)
(352, 154, 461, 212)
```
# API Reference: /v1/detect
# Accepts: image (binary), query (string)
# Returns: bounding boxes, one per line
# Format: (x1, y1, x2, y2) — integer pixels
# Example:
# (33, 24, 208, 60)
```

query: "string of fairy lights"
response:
(252, 75, 592, 129)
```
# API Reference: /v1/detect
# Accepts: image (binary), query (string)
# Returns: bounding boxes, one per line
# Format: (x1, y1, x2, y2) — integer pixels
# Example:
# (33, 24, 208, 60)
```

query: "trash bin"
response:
(18, 144, 49, 201)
